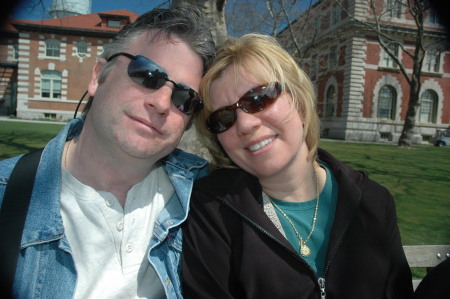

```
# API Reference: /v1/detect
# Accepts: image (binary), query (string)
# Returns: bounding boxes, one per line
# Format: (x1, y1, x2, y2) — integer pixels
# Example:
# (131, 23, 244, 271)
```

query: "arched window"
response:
(378, 85, 396, 119)
(325, 85, 336, 117)
(77, 41, 87, 57)
(420, 90, 438, 123)
(41, 71, 62, 99)
(45, 39, 60, 57)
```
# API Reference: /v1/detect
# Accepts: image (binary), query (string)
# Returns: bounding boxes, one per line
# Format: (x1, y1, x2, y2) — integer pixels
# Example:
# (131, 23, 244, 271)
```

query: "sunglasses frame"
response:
(207, 82, 282, 134)
(107, 52, 202, 115)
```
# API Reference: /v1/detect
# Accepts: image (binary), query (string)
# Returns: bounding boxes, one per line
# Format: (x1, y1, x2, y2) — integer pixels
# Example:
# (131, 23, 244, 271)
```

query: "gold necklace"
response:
(269, 163, 320, 257)
(64, 139, 73, 168)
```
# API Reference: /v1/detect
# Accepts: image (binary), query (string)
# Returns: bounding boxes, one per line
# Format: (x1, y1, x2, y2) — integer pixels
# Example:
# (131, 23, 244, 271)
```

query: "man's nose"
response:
(144, 84, 173, 115)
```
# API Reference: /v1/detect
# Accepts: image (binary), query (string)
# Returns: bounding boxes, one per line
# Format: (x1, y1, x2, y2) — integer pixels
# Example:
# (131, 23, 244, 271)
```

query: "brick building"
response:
(278, 0, 449, 144)
(0, 9, 138, 120)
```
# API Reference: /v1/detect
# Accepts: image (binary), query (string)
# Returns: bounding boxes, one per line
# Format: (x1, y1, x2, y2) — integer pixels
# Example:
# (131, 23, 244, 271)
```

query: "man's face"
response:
(86, 31, 203, 162)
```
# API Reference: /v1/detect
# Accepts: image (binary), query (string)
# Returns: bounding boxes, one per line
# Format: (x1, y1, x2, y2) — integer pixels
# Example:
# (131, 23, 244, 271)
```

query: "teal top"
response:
(270, 164, 338, 277)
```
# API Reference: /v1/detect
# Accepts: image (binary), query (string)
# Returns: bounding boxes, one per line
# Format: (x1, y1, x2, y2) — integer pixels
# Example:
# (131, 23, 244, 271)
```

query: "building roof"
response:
(6, 9, 139, 36)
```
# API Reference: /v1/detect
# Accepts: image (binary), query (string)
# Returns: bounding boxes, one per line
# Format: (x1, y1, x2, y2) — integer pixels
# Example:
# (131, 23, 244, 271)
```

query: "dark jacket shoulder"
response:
(194, 167, 260, 197)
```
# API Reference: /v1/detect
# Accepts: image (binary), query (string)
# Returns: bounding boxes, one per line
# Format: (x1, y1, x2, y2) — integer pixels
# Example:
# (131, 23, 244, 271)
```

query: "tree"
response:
(174, 0, 227, 45)
(339, 0, 447, 146)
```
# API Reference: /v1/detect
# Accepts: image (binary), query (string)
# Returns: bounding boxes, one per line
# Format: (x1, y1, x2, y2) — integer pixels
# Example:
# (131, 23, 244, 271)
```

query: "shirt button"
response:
(116, 221, 123, 231)
(105, 198, 114, 207)
(126, 243, 133, 253)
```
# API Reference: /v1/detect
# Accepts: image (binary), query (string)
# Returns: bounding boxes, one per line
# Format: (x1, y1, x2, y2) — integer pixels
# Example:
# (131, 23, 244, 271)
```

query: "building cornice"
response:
(12, 23, 118, 38)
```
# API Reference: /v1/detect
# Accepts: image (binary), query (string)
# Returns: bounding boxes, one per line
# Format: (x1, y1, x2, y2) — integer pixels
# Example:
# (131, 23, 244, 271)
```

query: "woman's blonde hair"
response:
(195, 33, 320, 168)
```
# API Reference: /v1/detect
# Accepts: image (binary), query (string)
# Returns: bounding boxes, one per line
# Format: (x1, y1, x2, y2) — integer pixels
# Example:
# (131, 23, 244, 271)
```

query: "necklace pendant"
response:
(299, 241, 311, 257)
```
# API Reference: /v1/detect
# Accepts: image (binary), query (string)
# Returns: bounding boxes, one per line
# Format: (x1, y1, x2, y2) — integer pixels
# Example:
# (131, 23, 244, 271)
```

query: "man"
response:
(0, 5, 215, 298)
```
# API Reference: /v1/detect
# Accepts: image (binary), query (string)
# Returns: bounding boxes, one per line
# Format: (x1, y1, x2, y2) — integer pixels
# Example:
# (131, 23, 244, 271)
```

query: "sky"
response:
(12, 0, 164, 20)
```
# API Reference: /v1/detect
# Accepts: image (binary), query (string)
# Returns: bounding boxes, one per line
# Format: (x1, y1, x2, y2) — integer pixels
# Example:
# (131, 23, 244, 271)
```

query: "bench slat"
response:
(403, 245, 450, 268)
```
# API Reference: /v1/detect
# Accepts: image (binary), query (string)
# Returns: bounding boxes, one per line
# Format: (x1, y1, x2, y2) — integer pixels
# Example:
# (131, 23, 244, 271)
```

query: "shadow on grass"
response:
(0, 131, 48, 159)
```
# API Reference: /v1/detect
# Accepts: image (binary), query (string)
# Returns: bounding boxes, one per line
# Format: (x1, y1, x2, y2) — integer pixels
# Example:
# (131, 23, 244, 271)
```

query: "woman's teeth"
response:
(248, 136, 275, 152)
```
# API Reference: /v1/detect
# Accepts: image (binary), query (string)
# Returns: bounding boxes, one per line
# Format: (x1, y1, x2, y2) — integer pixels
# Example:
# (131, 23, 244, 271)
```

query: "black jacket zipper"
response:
(222, 199, 328, 298)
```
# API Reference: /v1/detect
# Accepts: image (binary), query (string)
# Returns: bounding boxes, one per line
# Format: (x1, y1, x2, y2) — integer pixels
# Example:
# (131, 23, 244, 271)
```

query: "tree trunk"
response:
(397, 0, 424, 147)
(398, 78, 420, 147)
(173, 0, 227, 45)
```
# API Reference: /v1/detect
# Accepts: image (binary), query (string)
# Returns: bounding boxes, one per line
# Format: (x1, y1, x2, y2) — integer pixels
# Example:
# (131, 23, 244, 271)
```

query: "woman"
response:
(182, 34, 413, 298)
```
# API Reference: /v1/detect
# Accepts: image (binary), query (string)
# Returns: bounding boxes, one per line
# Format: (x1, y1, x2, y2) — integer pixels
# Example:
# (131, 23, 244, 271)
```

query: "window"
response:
(314, 18, 321, 33)
(311, 54, 318, 79)
(382, 43, 398, 68)
(13, 44, 19, 60)
(329, 46, 338, 69)
(44, 113, 57, 120)
(331, 2, 340, 25)
(45, 39, 60, 57)
(419, 90, 437, 123)
(387, 0, 402, 18)
(429, 9, 440, 24)
(424, 50, 440, 72)
(378, 85, 396, 119)
(108, 19, 121, 28)
(77, 41, 87, 57)
(422, 135, 433, 143)
(325, 85, 336, 117)
(380, 132, 392, 141)
(41, 71, 62, 99)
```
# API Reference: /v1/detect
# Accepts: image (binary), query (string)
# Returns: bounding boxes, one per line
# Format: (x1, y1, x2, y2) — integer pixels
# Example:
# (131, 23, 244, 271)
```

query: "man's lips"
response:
(128, 115, 163, 135)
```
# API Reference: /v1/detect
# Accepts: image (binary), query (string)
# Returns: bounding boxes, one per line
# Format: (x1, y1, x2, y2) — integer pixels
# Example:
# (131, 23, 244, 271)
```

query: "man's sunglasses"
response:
(107, 52, 202, 115)
(207, 82, 282, 134)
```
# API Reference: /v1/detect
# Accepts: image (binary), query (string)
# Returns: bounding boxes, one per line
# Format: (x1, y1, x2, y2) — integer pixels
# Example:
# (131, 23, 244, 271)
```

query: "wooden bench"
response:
(403, 245, 450, 290)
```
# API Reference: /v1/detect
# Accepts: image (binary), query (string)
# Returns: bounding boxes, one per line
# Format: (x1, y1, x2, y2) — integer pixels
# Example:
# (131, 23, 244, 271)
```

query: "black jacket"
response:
(182, 149, 413, 299)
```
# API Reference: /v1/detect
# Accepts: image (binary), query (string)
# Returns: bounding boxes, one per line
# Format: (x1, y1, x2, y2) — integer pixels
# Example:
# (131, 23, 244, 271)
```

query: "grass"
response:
(0, 120, 64, 160)
(1, 120, 449, 246)
(319, 141, 450, 246)
(319, 141, 450, 281)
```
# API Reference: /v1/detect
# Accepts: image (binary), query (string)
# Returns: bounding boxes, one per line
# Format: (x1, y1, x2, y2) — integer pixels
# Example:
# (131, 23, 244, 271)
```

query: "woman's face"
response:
(210, 66, 309, 179)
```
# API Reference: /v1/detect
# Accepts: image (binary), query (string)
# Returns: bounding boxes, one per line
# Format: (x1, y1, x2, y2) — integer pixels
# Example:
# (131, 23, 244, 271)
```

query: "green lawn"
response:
(320, 141, 450, 246)
(1, 120, 449, 247)
(0, 120, 65, 160)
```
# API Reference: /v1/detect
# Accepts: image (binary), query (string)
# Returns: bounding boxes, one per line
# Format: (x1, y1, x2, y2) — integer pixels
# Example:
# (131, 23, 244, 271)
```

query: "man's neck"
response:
(63, 134, 157, 206)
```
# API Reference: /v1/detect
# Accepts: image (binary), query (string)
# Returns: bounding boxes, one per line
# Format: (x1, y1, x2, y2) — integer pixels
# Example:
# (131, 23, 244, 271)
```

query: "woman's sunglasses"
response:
(207, 82, 282, 134)
(107, 52, 202, 115)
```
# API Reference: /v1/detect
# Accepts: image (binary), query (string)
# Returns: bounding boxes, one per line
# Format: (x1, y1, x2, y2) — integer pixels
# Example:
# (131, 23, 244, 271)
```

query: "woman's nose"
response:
(235, 109, 262, 135)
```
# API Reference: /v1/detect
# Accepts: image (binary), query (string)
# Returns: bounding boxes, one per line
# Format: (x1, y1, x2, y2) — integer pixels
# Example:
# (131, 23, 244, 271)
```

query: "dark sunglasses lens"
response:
(128, 58, 167, 89)
(172, 85, 201, 115)
(208, 109, 236, 133)
(241, 84, 279, 112)
(172, 89, 192, 113)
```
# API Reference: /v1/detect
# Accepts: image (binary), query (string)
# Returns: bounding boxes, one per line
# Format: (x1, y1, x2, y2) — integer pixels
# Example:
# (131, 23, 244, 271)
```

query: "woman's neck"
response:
(260, 161, 325, 203)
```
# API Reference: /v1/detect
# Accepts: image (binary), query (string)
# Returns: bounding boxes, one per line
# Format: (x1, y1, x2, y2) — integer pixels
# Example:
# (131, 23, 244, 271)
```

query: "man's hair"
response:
(83, 5, 215, 114)
(195, 34, 320, 169)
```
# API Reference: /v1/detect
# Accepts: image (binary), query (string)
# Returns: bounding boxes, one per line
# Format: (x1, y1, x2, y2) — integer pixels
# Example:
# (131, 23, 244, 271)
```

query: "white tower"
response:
(49, 0, 92, 18)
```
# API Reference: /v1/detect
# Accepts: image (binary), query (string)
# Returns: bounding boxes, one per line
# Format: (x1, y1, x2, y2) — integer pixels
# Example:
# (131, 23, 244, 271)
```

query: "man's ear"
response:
(87, 59, 105, 97)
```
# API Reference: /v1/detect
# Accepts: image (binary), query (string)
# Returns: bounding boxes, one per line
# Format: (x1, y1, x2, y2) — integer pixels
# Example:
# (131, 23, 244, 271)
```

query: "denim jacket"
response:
(0, 118, 208, 299)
